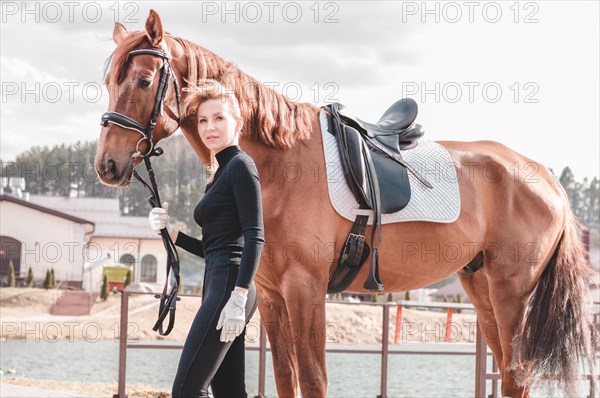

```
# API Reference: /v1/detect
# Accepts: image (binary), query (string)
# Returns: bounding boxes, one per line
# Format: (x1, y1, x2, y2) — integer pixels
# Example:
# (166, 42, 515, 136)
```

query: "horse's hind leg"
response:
(255, 283, 300, 398)
(459, 246, 545, 398)
(482, 239, 560, 398)
(458, 268, 504, 370)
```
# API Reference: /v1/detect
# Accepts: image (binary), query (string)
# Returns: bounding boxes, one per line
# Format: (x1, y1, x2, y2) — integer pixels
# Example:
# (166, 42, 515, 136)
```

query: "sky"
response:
(1, 0, 599, 180)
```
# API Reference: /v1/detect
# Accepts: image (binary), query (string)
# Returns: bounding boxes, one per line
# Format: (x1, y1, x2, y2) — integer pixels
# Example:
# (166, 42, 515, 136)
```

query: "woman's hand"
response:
(216, 290, 247, 343)
(149, 202, 174, 235)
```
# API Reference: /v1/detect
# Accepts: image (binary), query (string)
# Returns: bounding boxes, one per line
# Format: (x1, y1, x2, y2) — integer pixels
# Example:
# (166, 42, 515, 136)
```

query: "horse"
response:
(95, 10, 596, 397)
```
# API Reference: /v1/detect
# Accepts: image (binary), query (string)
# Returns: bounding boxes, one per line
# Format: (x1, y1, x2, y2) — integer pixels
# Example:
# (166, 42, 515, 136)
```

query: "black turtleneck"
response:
(175, 145, 264, 288)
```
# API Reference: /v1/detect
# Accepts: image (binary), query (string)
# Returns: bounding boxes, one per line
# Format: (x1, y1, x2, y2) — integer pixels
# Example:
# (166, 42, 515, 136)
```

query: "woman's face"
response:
(197, 98, 241, 154)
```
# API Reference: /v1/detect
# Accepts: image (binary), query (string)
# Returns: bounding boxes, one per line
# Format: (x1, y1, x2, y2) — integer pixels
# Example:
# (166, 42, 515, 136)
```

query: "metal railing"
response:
(113, 292, 599, 398)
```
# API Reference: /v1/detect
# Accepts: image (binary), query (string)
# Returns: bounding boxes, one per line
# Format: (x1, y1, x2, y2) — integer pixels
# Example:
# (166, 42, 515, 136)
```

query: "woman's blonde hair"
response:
(182, 79, 242, 181)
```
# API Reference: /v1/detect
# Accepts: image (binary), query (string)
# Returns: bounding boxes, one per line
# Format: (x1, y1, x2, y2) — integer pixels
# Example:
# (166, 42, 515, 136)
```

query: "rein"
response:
(100, 47, 182, 336)
(133, 152, 180, 336)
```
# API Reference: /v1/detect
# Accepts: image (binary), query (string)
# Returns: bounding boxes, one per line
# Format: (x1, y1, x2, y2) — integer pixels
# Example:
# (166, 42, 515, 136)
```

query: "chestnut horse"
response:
(95, 10, 595, 397)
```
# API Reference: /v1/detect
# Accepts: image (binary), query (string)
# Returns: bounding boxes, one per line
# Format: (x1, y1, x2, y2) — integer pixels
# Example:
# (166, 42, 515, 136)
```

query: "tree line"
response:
(0, 135, 208, 238)
(557, 167, 599, 228)
(1, 138, 599, 231)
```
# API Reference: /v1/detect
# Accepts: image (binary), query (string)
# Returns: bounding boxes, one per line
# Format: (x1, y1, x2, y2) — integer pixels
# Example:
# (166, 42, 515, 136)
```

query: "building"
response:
(0, 190, 166, 292)
(428, 279, 470, 303)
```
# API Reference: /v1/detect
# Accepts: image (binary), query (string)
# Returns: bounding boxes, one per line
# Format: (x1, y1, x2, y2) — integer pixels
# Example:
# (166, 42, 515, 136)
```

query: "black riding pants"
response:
(172, 265, 258, 398)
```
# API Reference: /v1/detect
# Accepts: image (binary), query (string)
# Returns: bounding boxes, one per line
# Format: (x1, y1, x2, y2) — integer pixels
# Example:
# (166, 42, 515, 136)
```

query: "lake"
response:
(0, 339, 595, 397)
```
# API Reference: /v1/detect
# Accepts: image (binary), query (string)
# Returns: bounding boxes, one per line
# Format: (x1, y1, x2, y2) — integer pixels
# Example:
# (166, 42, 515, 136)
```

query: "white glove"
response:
(216, 290, 247, 343)
(148, 201, 173, 234)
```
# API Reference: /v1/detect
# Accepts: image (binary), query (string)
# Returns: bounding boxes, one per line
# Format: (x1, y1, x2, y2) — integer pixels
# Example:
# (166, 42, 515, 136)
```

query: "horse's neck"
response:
(168, 36, 228, 89)
(169, 35, 320, 170)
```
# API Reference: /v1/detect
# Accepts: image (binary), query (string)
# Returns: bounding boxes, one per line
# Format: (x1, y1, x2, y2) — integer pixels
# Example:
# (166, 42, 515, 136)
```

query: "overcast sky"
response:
(1, 1, 598, 180)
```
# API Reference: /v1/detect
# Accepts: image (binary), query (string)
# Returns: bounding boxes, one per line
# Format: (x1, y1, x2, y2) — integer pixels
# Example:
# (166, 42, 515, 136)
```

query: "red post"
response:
(444, 308, 453, 342)
(394, 305, 403, 344)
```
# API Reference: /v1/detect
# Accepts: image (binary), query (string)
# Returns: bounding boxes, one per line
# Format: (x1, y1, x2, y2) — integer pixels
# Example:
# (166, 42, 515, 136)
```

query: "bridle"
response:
(100, 47, 182, 336)
(101, 47, 181, 157)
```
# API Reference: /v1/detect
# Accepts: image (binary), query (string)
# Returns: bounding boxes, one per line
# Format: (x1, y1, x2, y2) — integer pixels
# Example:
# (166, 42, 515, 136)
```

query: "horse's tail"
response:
(512, 210, 596, 396)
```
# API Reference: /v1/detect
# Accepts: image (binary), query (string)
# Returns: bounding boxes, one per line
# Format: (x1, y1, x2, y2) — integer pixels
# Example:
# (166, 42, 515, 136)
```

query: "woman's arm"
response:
(231, 157, 265, 289)
(175, 230, 205, 258)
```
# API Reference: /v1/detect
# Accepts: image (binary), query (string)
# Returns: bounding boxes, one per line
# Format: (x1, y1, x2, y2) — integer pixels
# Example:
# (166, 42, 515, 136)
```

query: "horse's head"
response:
(95, 10, 182, 186)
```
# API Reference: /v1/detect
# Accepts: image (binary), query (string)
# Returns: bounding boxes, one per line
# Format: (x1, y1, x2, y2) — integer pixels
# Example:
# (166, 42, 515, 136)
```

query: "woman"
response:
(148, 79, 264, 397)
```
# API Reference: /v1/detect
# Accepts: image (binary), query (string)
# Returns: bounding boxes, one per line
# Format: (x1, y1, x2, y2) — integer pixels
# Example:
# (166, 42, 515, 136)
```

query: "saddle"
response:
(324, 98, 431, 293)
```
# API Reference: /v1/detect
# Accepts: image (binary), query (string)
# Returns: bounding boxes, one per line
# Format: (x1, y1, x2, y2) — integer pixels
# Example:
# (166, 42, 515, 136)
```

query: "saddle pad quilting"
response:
(319, 111, 460, 224)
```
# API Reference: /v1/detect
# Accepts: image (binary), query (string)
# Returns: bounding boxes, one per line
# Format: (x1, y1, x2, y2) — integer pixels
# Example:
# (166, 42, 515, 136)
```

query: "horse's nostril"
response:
(106, 158, 117, 176)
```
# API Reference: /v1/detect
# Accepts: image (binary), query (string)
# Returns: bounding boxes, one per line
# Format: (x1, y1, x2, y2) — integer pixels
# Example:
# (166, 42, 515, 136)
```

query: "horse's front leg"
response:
(255, 282, 300, 398)
(280, 267, 329, 398)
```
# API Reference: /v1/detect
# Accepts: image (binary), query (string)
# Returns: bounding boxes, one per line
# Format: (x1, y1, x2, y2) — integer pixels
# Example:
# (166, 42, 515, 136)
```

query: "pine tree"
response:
(44, 269, 51, 290)
(7, 260, 15, 287)
(455, 294, 462, 314)
(387, 292, 394, 302)
(50, 268, 56, 289)
(100, 274, 109, 301)
(585, 177, 600, 227)
(559, 167, 582, 216)
(26, 267, 34, 287)
(404, 290, 411, 301)
(124, 270, 132, 289)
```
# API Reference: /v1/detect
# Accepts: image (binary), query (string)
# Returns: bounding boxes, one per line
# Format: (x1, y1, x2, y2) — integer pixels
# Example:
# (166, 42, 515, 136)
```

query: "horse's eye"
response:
(139, 79, 151, 88)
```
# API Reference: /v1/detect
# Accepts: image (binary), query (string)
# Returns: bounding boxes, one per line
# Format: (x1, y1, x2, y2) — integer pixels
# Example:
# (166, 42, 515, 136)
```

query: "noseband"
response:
(100, 47, 182, 336)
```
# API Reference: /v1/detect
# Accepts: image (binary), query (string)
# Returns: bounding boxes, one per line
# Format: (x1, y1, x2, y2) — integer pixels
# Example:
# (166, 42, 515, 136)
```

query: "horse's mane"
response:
(106, 32, 317, 149)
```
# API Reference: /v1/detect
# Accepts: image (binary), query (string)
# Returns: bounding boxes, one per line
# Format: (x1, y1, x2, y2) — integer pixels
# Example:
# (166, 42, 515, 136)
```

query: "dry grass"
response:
(0, 287, 58, 313)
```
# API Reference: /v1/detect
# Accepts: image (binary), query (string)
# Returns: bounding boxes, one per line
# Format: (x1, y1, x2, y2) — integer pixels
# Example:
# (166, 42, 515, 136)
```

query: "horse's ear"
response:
(113, 22, 128, 45)
(145, 9, 164, 47)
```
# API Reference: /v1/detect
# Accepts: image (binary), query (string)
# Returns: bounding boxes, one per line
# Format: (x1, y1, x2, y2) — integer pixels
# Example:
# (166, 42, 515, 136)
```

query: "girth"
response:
(324, 99, 432, 294)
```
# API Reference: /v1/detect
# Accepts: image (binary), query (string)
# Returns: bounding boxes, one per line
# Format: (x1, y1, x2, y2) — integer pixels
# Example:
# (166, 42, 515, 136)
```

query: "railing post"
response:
(255, 321, 267, 398)
(474, 321, 487, 398)
(378, 305, 390, 398)
(114, 291, 129, 398)
(491, 357, 499, 398)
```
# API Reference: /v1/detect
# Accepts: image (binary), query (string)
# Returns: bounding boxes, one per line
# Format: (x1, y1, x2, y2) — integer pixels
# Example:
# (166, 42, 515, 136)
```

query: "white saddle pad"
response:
(319, 111, 460, 224)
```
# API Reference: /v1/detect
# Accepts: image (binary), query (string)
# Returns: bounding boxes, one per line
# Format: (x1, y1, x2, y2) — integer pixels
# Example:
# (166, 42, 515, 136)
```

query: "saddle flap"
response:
(329, 115, 372, 209)
(367, 145, 411, 213)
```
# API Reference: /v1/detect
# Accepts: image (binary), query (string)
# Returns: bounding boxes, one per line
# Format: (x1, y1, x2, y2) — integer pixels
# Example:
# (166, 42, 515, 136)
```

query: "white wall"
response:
(1, 200, 166, 292)
(0, 201, 91, 282)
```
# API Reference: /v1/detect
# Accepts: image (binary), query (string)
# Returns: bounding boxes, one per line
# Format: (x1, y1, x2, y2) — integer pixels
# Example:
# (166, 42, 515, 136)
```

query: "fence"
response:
(113, 292, 599, 398)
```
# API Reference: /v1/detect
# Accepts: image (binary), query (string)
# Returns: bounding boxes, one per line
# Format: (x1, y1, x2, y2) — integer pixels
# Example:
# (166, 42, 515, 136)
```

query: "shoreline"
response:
(1, 377, 169, 398)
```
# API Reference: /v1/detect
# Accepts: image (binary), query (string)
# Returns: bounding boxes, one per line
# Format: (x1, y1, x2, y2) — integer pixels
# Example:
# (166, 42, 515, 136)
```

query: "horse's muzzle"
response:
(95, 156, 134, 186)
